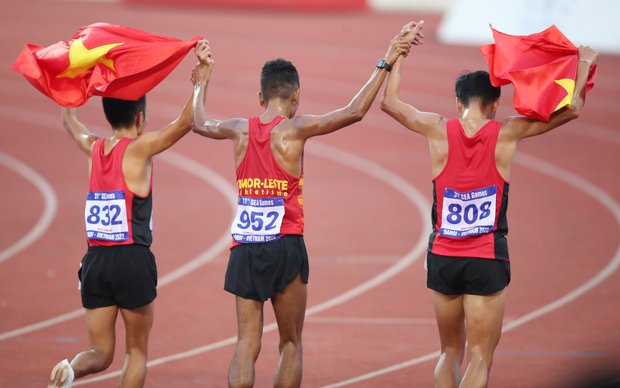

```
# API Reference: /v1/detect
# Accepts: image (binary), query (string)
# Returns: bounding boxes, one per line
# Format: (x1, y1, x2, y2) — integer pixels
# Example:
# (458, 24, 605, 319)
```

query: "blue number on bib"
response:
(446, 203, 462, 224)
(231, 197, 285, 243)
(85, 191, 129, 242)
(265, 211, 280, 230)
(440, 185, 497, 238)
(86, 205, 101, 224)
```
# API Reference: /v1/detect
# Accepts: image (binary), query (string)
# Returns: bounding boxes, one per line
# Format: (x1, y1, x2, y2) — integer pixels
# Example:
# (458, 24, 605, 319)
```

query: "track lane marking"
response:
(0, 152, 58, 264)
(322, 151, 620, 387)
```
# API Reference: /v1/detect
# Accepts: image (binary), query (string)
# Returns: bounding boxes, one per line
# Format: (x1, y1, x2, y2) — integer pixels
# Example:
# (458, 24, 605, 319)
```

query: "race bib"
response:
(231, 196, 285, 243)
(440, 185, 497, 238)
(85, 191, 129, 242)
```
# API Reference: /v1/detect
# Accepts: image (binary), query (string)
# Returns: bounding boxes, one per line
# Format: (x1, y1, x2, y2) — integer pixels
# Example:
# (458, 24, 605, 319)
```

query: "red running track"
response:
(0, 1, 619, 386)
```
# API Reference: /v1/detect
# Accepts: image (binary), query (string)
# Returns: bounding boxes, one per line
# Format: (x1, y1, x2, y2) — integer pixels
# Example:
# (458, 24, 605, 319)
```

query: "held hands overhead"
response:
(192, 40, 215, 85)
(385, 20, 425, 65)
(189, 20, 424, 84)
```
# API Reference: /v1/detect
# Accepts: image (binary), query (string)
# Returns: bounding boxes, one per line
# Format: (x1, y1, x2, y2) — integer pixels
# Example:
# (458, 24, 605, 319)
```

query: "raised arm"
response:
(191, 42, 246, 141)
(290, 21, 424, 140)
(380, 44, 446, 139)
(502, 45, 599, 140)
(61, 107, 100, 156)
(131, 40, 215, 157)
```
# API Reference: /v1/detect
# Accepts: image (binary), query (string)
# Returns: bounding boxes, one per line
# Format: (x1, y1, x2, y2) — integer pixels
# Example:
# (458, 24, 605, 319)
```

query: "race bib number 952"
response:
(85, 191, 129, 242)
(231, 196, 285, 243)
(440, 185, 497, 238)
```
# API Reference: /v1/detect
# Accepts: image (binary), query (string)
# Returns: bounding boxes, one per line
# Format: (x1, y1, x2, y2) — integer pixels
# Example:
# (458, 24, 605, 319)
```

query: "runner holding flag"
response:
(381, 25, 598, 387)
(15, 27, 213, 386)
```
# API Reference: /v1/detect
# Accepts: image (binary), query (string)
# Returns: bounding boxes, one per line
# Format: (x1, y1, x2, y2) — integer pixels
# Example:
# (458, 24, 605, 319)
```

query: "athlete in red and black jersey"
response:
(381, 45, 598, 387)
(47, 42, 214, 388)
(86, 136, 154, 248)
(192, 23, 424, 388)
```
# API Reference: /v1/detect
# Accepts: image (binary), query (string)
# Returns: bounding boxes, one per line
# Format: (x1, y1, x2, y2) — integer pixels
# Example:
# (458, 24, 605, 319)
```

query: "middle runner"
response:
(191, 22, 424, 388)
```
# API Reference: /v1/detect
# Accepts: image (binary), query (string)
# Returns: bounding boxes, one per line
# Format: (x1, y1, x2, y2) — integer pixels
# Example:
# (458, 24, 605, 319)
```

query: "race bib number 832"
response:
(85, 191, 129, 242)
(440, 185, 497, 238)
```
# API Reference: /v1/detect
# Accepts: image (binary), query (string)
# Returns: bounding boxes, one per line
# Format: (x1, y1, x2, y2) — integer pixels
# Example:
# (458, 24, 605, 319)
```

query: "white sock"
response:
(59, 359, 74, 388)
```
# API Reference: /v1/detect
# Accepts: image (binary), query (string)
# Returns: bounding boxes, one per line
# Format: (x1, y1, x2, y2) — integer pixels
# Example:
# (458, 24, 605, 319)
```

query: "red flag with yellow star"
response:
(12, 23, 201, 107)
(480, 25, 596, 122)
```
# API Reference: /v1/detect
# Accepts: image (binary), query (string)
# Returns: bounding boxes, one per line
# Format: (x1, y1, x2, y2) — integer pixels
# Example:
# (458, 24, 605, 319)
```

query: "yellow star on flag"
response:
(57, 38, 124, 79)
(553, 78, 576, 112)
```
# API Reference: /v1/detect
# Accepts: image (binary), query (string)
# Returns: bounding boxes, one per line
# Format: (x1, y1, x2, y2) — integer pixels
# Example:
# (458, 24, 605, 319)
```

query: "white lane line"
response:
(73, 140, 433, 385)
(502, 153, 620, 330)
(305, 317, 436, 325)
(0, 310, 85, 341)
(311, 254, 402, 264)
(306, 316, 519, 326)
(0, 152, 58, 263)
(321, 152, 620, 387)
(154, 151, 236, 287)
(564, 124, 620, 145)
(0, 108, 236, 342)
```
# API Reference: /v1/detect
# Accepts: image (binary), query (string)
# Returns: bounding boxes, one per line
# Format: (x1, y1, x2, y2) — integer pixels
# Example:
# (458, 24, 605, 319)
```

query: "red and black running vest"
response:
(231, 116, 304, 245)
(428, 118, 509, 260)
(85, 138, 153, 247)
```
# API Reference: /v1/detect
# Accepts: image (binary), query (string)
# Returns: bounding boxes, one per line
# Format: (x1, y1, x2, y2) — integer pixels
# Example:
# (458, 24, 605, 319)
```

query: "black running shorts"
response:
(78, 245, 157, 309)
(426, 251, 510, 295)
(225, 235, 309, 301)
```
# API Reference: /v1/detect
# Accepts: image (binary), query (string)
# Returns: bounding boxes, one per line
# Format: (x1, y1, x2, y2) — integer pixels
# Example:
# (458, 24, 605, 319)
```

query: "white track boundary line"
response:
(73, 140, 433, 385)
(0, 108, 236, 342)
(306, 317, 436, 325)
(0, 152, 58, 263)
(321, 152, 620, 387)
(151, 151, 236, 287)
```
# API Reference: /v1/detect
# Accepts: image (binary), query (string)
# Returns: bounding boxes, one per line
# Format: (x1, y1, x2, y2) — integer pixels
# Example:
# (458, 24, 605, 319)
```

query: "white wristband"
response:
(579, 59, 592, 65)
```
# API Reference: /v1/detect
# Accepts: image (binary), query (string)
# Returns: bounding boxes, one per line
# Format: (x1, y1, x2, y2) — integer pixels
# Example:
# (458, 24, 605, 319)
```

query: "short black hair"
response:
(260, 58, 300, 102)
(455, 71, 501, 108)
(102, 96, 146, 129)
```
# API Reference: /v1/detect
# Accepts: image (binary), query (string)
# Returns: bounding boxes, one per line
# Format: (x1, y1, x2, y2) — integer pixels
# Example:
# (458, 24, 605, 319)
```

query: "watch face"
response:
(377, 59, 390, 71)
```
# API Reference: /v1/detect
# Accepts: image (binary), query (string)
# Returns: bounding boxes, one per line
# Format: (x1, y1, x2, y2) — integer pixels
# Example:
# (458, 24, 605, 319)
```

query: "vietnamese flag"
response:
(12, 23, 202, 107)
(480, 25, 596, 122)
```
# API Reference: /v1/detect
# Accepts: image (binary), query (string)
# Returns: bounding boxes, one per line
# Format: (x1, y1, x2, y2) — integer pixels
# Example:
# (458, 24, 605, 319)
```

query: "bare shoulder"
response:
(496, 116, 519, 140)
(227, 117, 250, 131)
(424, 115, 449, 141)
(273, 116, 296, 132)
(273, 114, 316, 139)
(407, 110, 448, 139)
(267, 118, 299, 146)
(217, 117, 250, 140)
(500, 115, 523, 130)
(288, 114, 317, 130)
(122, 136, 148, 158)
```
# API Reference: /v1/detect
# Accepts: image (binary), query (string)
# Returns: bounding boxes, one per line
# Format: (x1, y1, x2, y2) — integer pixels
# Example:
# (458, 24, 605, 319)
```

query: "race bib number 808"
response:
(231, 196, 285, 243)
(85, 191, 129, 242)
(440, 185, 497, 238)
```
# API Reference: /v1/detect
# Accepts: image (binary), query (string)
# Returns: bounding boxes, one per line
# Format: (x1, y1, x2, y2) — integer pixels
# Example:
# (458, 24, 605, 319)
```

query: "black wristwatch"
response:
(376, 59, 392, 72)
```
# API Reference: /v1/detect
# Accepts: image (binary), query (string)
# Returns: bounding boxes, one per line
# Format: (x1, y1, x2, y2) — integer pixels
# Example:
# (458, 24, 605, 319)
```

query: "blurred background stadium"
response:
(0, 0, 618, 386)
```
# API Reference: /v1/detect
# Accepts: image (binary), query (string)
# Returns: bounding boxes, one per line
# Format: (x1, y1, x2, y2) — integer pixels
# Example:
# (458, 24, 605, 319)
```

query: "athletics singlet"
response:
(231, 116, 304, 245)
(85, 138, 153, 247)
(428, 118, 509, 260)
